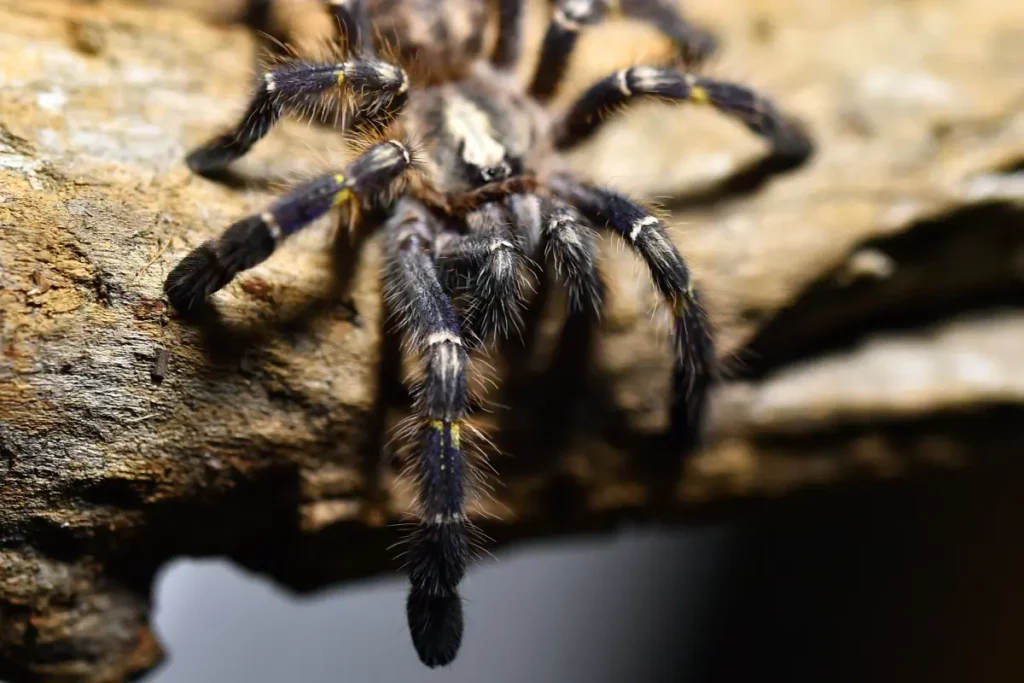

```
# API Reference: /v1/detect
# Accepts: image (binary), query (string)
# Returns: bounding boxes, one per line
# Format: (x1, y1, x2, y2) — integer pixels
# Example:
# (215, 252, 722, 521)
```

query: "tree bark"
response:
(1, 0, 1023, 680)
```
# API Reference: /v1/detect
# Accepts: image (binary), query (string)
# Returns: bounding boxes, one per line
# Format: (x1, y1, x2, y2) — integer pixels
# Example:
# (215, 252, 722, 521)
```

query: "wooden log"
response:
(1, 0, 1022, 679)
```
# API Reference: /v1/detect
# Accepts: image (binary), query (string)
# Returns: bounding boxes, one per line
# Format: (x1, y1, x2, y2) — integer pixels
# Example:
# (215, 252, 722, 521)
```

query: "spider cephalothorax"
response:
(164, 0, 812, 668)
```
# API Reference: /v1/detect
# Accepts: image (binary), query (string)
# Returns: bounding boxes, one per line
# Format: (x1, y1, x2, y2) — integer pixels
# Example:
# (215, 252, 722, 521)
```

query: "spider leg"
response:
(554, 66, 813, 167)
(322, 0, 376, 56)
(443, 193, 603, 325)
(529, 0, 607, 101)
(550, 174, 715, 450)
(617, 0, 717, 64)
(529, 0, 715, 101)
(436, 202, 530, 342)
(541, 199, 604, 315)
(491, 0, 525, 68)
(383, 201, 471, 669)
(185, 57, 409, 177)
(164, 140, 413, 310)
(244, 1, 286, 55)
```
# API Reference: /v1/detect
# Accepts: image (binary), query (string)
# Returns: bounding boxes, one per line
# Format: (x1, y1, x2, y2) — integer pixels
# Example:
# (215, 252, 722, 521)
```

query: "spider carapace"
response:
(164, 0, 812, 668)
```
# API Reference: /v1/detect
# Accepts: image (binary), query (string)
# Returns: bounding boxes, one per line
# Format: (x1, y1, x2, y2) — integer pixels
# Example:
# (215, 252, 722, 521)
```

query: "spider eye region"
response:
(444, 93, 526, 186)
(474, 159, 512, 183)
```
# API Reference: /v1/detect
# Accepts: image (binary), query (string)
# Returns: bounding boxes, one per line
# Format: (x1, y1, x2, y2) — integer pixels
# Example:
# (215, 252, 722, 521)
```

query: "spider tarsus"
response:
(163, 241, 227, 311)
(402, 420, 470, 669)
(551, 176, 716, 454)
(185, 85, 281, 177)
(670, 288, 716, 451)
(768, 115, 816, 169)
(406, 588, 464, 668)
(163, 213, 275, 311)
(185, 139, 246, 178)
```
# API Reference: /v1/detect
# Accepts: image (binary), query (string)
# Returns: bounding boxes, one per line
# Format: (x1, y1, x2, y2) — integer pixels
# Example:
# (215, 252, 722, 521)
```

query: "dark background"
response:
(149, 462, 1024, 683)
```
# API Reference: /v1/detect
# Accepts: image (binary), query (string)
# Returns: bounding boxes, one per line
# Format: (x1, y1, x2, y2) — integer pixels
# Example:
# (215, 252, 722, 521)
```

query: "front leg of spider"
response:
(552, 175, 716, 451)
(383, 201, 472, 668)
(164, 140, 413, 310)
(185, 55, 408, 177)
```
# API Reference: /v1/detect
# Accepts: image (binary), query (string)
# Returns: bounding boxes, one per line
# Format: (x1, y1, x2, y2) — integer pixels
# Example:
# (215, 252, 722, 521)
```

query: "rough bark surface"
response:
(1, 0, 1022, 680)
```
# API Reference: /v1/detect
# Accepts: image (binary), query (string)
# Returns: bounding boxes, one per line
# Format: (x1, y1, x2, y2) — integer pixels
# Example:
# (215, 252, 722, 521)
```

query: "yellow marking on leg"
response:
(431, 419, 456, 471)
(332, 188, 353, 207)
(690, 86, 711, 105)
(336, 69, 347, 86)
(332, 175, 351, 207)
(428, 420, 462, 449)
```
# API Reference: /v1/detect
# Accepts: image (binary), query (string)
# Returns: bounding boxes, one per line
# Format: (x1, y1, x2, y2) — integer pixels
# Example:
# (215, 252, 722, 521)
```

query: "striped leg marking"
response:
(383, 202, 472, 668)
(552, 175, 716, 449)
(186, 57, 408, 176)
(554, 66, 813, 166)
(166, 141, 412, 310)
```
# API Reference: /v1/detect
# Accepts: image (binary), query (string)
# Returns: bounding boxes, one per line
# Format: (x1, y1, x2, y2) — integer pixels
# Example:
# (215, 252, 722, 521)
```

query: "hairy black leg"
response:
(244, 0, 290, 59)
(504, 192, 604, 314)
(529, 0, 717, 101)
(554, 66, 813, 167)
(186, 85, 282, 178)
(165, 140, 413, 310)
(617, 0, 717, 64)
(186, 57, 409, 177)
(383, 201, 471, 668)
(323, 0, 376, 56)
(492, 0, 525, 68)
(437, 202, 530, 342)
(551, 174, 715, 451)
(542, 200, 604, 315)
(529, 0, 608, 101)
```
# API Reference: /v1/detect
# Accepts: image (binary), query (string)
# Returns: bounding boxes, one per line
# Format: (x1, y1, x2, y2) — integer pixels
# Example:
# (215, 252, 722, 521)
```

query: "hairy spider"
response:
(164, 0, 813, 668)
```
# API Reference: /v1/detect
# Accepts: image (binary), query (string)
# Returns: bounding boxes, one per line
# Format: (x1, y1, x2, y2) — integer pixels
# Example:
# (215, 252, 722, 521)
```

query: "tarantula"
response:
(164, 0, 812, 668)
